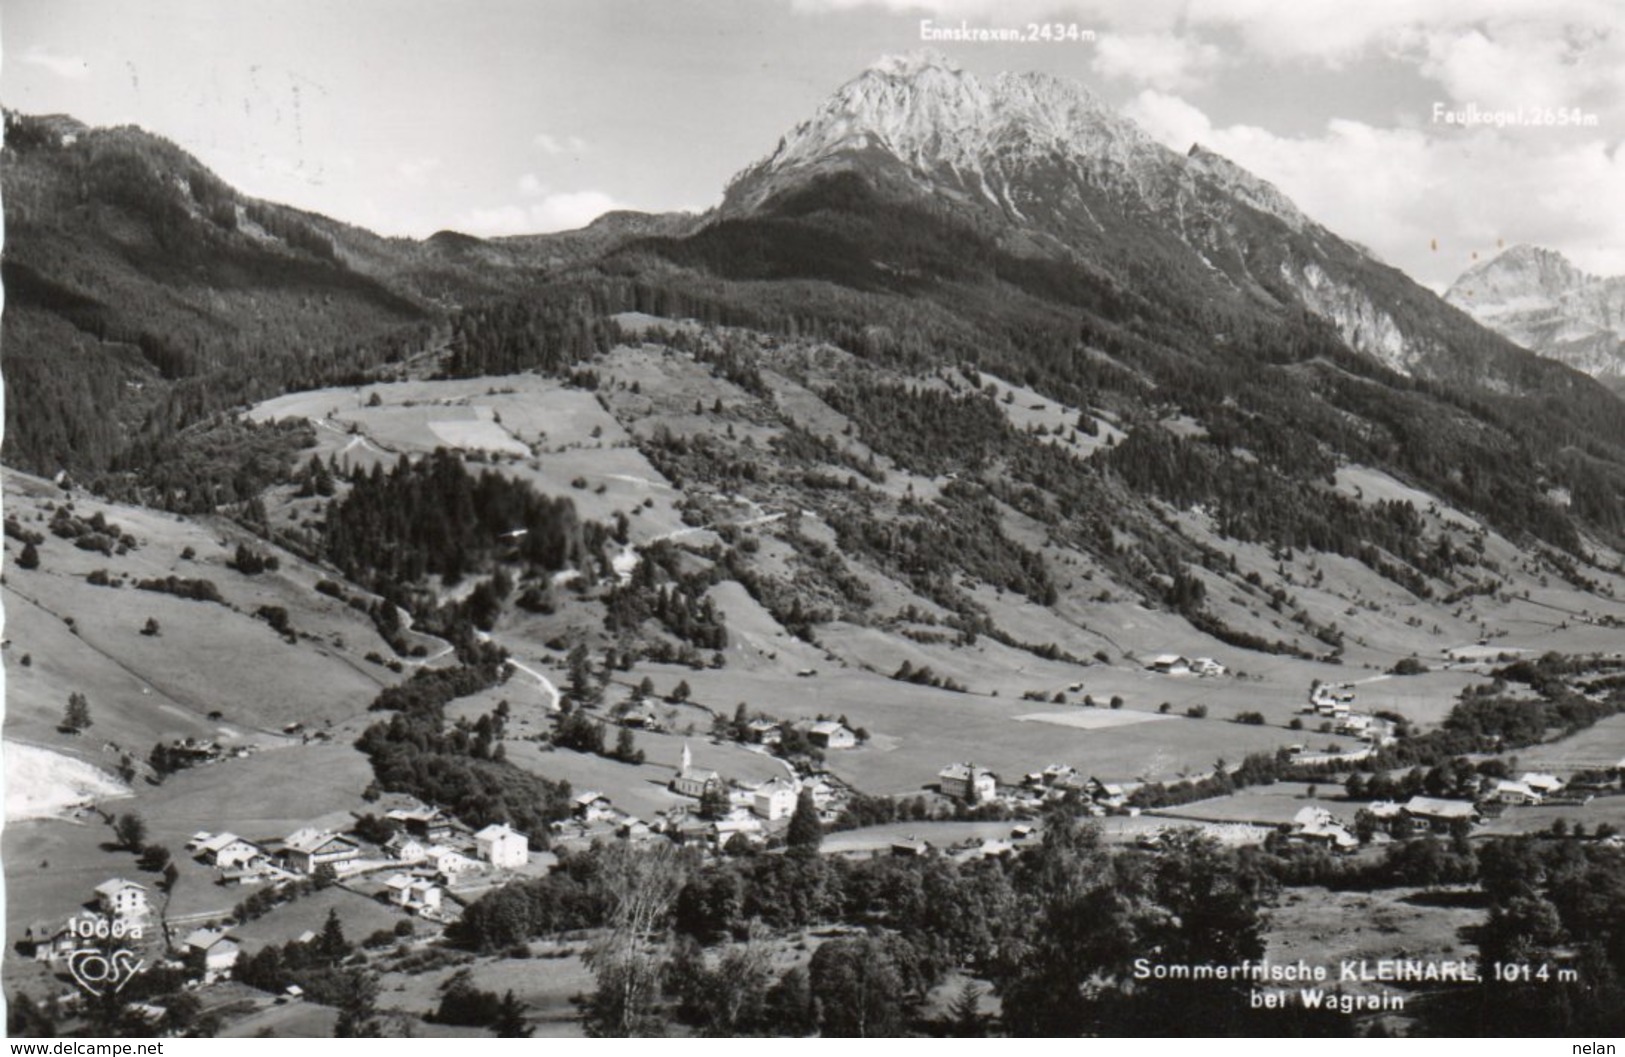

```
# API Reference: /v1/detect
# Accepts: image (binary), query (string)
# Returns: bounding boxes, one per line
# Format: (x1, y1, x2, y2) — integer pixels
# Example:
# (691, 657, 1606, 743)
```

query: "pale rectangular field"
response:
(1015, 709, 1175, 730)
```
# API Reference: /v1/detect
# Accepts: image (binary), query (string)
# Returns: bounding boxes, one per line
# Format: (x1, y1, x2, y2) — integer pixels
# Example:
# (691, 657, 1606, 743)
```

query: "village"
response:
(22, 644, 1623, 1032)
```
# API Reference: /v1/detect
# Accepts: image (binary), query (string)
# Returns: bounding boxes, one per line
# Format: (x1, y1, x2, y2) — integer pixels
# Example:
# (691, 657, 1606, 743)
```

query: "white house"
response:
(752, 777, 800, 821)
(474, 823, 529, 870)
(805, 721, 857, 750)
(1191, 657, 1226, 677)
(1146, 654, 1192, 675)
(427, 844, 480, 879)
(571, 791, 615, 822)
(94, 879, 148, 920)
(1292, 806, 1359, 850)
(1520, 773, 1564, 796)
(384, 832, 426, 863)
(384, 873, 443, 913)
(198, 832, 261, 869)
(1403, 796, 1478, 832)
(182, 929, 240, 982)
(1087, 777, 1127, 807)
(939, 762, 997, 803)
(282, 828, 361, 875)
(1495, 780, 1541, 805)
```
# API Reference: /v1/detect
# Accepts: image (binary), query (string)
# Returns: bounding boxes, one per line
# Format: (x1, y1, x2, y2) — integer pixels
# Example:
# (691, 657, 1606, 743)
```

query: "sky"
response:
(5, 0, 1622, 290)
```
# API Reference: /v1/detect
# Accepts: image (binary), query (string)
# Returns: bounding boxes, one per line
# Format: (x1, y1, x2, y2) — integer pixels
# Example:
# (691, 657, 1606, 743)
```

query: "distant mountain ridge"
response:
(1446, 245, 1625, 390)
(715, 50, 1579, 391)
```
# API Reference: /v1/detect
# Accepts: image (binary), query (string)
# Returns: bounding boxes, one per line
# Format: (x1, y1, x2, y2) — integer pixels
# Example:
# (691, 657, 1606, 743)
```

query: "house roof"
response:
(384, 874, 414, 890)
(754, 777, 798, 795)
(939, 762, 995, 781)
(284, 829, 359, 855)
(1520, 772, 1563, 790)
(1404, 796, 1476, 818)
(571, 790, 610, 807)
(94, 879, 144, 898)
(182, 929, 230, 951)
(808, 720, 850, 736)
(386, 805, 441, 823)
(475, 823, 525, 842)
(199, 832, 249, 853)
(1293, 805, 1335, 828)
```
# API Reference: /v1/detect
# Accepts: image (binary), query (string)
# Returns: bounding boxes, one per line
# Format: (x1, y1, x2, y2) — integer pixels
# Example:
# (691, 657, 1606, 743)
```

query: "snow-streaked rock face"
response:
(724, 49, 1182, 217)
(1280, 261, 1419, 374)
(1446, 245, 1625, 382)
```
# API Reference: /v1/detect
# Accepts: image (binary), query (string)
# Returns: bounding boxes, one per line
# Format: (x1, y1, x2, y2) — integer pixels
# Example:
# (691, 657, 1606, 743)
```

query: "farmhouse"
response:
(572, 791, 615, 822)
(1292, 806, 1359, 851)
(25, 921, 77, 964)
(197, 832, 261, 869)
(282, 828, 361, 875)
(1087, 777, 1127, 808)
(1402, 796, 1478, 832)
(94, 879, 148, 920)
(671, 742, 724, 799)
(387, 805, 457, 843)
(752, 777, 799, 821)
(474, 823, 529, 869)
(384, 873, 443, 913)
(384, 832, 427, 863)
(715, 817, 764, 845)
(805, 720, 857, 750)
(182, 929, 240, 983)
(1146, 654, 1192, 676)
(939, 762, 998, 803)
(426, 844, 480, 879)
(1520, 773, 1565, 796)
(744, 718, 782, 745)
(1495, 780, 1542, 805)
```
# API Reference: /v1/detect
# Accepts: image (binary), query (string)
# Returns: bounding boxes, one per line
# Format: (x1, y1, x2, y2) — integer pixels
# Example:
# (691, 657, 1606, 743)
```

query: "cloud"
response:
(534, 132, 589, 156)
(395, 157, 442, 186)
(1091, 33, 1223, 91)
(458, 190, 623, 235)
(517, 173, 547, 196)
(793, 0, 1625, 113)
(1125, 88, 1625, 287)
(20, 45, 90, 79)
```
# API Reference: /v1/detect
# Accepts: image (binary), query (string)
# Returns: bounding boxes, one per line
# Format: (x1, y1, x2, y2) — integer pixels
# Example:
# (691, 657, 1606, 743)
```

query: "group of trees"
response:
(354, 658, 572, 844)
(449, 815, 1283, 1037)
(324, 448, 594, 588)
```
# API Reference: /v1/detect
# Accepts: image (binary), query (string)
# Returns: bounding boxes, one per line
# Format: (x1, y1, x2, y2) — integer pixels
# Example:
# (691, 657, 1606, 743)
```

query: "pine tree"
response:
(493, 990, 532, 1038)
(62, 693, 92, 733)
(317, 908, 350, 965)
(786, 788, 822, 858)
(18, 541, 40, 570)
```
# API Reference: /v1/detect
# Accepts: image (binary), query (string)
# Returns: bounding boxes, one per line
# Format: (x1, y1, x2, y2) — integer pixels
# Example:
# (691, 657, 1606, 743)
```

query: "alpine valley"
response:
(5, 51, 1625, 1040)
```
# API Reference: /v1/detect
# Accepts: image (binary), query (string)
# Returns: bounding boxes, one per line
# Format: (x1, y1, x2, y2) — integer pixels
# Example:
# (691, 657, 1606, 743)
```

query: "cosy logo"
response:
(66, 947, 146, 997)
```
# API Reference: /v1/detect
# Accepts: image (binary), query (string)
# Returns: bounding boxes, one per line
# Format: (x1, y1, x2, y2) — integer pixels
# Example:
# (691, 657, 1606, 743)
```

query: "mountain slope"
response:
(719, 50, 1603, 396)
(0, 112, 696, 478)
(613, 52, 1625, 554)
(1446, 244, 1625, 390)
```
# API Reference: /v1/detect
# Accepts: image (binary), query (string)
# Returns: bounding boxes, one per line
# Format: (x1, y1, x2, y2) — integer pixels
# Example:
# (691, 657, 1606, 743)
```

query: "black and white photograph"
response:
(4, 0, 1625, 1041)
